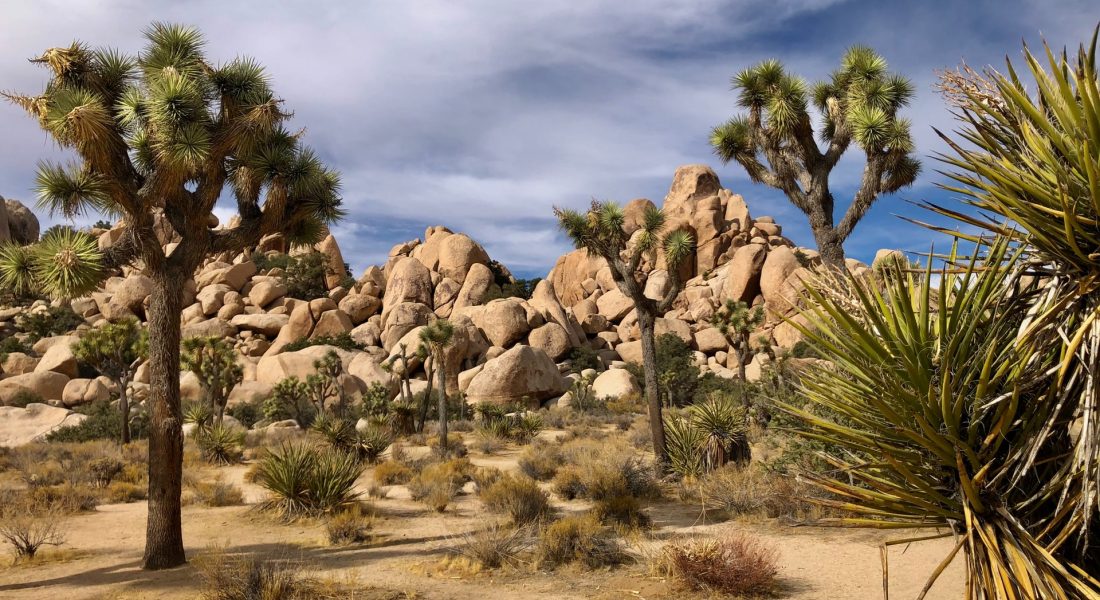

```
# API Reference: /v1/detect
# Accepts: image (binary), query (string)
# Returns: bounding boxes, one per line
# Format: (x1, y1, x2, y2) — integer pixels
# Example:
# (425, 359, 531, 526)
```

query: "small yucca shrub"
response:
(355, 425, 392, 463)
(256, 443, 361, 518)
(195, 423, 245, 465)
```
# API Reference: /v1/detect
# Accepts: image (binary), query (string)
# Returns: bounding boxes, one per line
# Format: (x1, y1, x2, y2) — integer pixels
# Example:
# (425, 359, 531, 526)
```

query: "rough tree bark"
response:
(119, 374, 131, 445)
(636, 309, 668, 466)
(435, 349, 449, 456)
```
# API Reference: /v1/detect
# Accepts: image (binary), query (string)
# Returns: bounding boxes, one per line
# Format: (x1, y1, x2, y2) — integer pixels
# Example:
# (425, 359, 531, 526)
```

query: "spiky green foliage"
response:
(194, 422, 245, 465)
(790, 239, 1100, 597)
(0, 243, 35, 297)
(305, 350, 344, 416)
(663, 395, 749, 479)
(263, 376, 314, 426)
(710, 46, 919, 268)
(711, 300, 765, 384)
(71, 318, 147, 381)
(555, 200, 695, 466)
(21, 228, 106, 299)
(255, 443, 362, 518)
(181, 336, 242, 423)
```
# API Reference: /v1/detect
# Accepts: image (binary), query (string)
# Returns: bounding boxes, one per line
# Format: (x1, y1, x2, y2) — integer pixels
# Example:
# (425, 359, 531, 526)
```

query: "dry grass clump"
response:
(657, 532, 779, 596)
(187, 478, 246, 507)
(0, 498, 66, 562)
(105, 481, 147, 503)
(550, 440, 659, 502)
(479, 474, 553, 526)
(195, 549, 314, 600)
(427, 433, 468, 457)
(28, 482, 98, 513)
(537, 514, 628, 569)
(592, 495, 650, 530)
(453, 521, 531, 569)
(517, 441, 564, 481)
(407, 457, 475, 513)
(699, 465, 819, 521)
(471, 466, 504, 492)
(325, 503, 374, 545)
(371, 460, 413, 485)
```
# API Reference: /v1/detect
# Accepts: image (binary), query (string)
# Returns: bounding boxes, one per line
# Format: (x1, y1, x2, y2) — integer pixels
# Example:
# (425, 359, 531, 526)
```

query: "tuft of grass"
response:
(407, 458, 474, 513)
(592, 495, 650, 530)
(453, 522, 530, 569)
(517, 441, 564, 481)
(372, 460, 412, 485)
(480, 474, 553, 526)
(188, 479, 245, 507)
(658, 533, 779, 596)
(195, 548, 313, 600)
(536, 514, 628, 569)
(325, 503, 374, 545)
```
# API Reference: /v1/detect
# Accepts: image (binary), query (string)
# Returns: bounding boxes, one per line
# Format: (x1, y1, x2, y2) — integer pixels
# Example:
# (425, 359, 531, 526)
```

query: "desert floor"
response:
(0, 439, 964, 600)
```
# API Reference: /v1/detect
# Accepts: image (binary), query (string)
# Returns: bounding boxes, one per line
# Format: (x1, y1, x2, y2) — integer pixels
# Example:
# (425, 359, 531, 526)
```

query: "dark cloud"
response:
(0, 0, 1094, 277)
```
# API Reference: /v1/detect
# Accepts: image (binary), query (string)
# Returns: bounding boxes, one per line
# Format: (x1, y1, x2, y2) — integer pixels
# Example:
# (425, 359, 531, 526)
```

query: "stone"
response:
(465, 345, 567, 407)
(62, 378, 109, 407)
(0, 371, 70, 404)
(591, 368, 640, 400)
(547, 249, 605, 307)
(2, 353, 38, 376)
(5, 199, 39, 245)
(196, 283, 233, 316)
(527, 322, 571, 361)
(596, 289, 634, 321)
(694, 327, 729, 354)
(248, 279, 288, 308)
(256, 345, 355, 386)
(227, 380, 273, 408)
(470, 298, 530, 347)
(34, 336, 80, 378)
(347, 353, 396, 395)
(231, 313, 289, 337)
(182, 318, 238, 339)
(316, 233, 347, 289)
(622, 198, 658, 235)
(615, 340, 642, 364)
(106, 274, 154, 319)
(382, 257, 433, 319)
(643, 270, 670, 301)
(381, 302, 432, 351)
(311, 309, 353, 338)
(0, 404, 86, 447)
(529, 279, 585, 347)
(760, 246, 802, 307)
(721, 244, 767, 302)
(453, 263, 493, 311)
(436, 233, 490, 284)
(655, 317, 691, 343)
(338, 293, 381, 324)
(350, 320, 381, 347)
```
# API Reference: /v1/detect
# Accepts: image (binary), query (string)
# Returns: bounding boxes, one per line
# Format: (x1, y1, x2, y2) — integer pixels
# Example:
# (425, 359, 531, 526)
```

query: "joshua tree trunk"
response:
(142, 268, 186, 570)
(119, 375, 131, 445)
(637, 309, 669, 467)
(809, 210, 845, 270)
(418, 356, 433, 433)
(435, 349, 449, 456)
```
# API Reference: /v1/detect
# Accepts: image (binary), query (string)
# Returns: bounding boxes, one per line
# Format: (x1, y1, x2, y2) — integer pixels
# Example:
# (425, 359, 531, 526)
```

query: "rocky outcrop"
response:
(465, 345, 567, 408)
(0, 404, 86, 447)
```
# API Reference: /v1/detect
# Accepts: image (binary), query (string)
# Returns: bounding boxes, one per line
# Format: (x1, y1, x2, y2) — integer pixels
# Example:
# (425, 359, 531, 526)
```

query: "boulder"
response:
(0, 371, 70, 404)
(248, 279, 288, 308)
(338, 293, 381, 324)
(436, 233, 490, 284)
(470, 298, 529, 347)
(2, 352, 38, 376)
(347, 353, 396, 395)
(622, 198, 658, 235)
(256, 345, 355, 386)
(615, 340, 642, 365)
(196, 283, 233, 316)
(693, 327, 729, 354)
(529, 279, 586, 347)
(106, 274, 153, 319)
(265, 301, 316, 355)
(227, 380, 273, 408)
(596, 289, 634, 321)
(721, 244, 767, 302)
(231, 313, 289, 337)
(453, 263, 493, 310)
(464, 345, 567, 407)
(316, 233, 347, 289)
(5, 199, 39, 244)
(181, 318, 238, 339)
(311, 309, 353, 339)
(0, 404, 86, 447)
(655, 317, 691, 343)
(34, 337, 80, 379)
(547, 249, 605, 308)
(381, 302, 432, 351)
(62, 378, 109, 408)
(760, 246, 802, 306)
(591, 368, 640, 400)
(381, 257, 433, 317)
(527, 322, 571, 361)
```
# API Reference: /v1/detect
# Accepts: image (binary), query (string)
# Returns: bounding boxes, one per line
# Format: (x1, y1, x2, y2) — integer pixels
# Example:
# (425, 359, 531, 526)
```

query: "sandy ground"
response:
(0, 446, 965, 600)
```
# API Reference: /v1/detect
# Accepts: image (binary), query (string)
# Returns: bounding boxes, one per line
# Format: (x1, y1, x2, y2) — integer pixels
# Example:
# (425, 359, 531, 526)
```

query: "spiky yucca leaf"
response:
(788, 240, 1100, 598)
(30, 228, 104, 299)
(0, 243, 37, 296)
(664, 412, 706, 479)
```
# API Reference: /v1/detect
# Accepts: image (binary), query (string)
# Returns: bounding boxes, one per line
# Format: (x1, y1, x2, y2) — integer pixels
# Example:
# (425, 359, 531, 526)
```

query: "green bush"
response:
(567, 346, 601, 374)
(194, 423, 246, 465)
(0, 337, 30, 363)
(227, 400, 263, 429)
(46, 399, 149, 442)
(255, 251, 352, 301)
(283, 332, 364, 352)
(8, 390, 44, 408)
(16, 306, 85, 343)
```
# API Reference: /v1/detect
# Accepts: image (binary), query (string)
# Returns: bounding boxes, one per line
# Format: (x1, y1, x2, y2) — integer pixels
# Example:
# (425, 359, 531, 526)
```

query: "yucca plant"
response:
(3, 24, 343, 568)
(310, 413, 357, 454)
(663, 395, 749, 479)
(308, 449, 362, 514)
(194, 423, 245, 465)
(556, 200, 694, 466)
(255, 443, 361, 518)
(788, 239, 1100, 597)
(663, 412, 706, 479)
(355, 426, 392, 464)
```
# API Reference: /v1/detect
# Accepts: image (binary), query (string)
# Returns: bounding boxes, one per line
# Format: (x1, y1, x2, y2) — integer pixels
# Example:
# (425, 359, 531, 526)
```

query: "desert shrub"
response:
(552, 440, 660, 502)
(659, 533, 779, 596)
(448, 418, 475, 433)
(593, 495, 650, 530)
(355, 425, 392, 463)
(194, 423, 246, 465)
(184, 402, 215, 431)
(255, 251, 350, 302)
(567, 345, 601, 374)
(472, 428, 506, 455)
(454, 522, 530, 569)
(605, 391, 641, 415)
(325, 503, 373, 545)
(480, 474, 552, 526)
(189, 479, 246, 507)
(372, 460, 412, 485)
(46, 398, 149, 442)
(567, 375, 605, 413)
(16, 305, 84, 343)
(0, 505, 65, 561)
(256, 444, 362, 518)
(0, 336, 29, 360)
(537, 514, 628, 569)
(517, 441, 564, 481)
(9, 389, 44, 408)
(311, 413, 357, 452)
(407, 458, 474, 513)
(427, 432, 467, 457)
(626, 333, 699, 407)
(551, 466, 586, 500)
(663, 395, 750, 479)
(195, 549, 314, 600)
(284, 332, 364, 352)
(88, 456, 124, 487)
(226, 400, 263, 429)
(105, 481, 147, 503)
(28, 483, 98, 513)
(471, 466, 504, 492)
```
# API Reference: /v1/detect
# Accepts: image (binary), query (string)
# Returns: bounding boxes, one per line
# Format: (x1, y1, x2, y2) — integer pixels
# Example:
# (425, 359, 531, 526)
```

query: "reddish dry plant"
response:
(662, 532, 779, 596)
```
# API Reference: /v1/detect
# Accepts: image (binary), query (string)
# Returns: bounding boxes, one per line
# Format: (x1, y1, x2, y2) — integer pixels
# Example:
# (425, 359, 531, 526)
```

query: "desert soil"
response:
(0, 444, 964, 600)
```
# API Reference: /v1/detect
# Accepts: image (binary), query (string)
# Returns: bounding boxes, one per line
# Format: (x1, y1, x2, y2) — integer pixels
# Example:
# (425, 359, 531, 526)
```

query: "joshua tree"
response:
(709, 47, 920, 269)
(71, 318, 147, 443)
(556, 201, 694, 467)
(305, 350, 345, 417)
(2, 24, 343, 568)
(180, 336, 242, 424)
(711, 300, 765, 388)
(419, 319, 455, 456)
(263, 376, 313, 426)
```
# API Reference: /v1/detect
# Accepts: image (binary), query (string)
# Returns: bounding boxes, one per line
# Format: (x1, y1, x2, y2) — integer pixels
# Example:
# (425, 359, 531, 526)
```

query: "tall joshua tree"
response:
(556, 201, 694, 466)
(419, 319, 455, 456)
(709, 47, 920, 269)
(181, 336, 242, 424)
(71, 318, 147, 443)
(3, 24, 342, 568)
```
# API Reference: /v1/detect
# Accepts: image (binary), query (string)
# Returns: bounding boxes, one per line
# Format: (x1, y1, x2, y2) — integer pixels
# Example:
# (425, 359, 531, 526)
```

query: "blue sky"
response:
(0, 0, 1095, 278)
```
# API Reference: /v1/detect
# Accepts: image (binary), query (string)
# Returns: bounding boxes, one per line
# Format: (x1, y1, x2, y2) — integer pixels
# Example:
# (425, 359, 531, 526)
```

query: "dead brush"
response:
(0, 499, 66, 562)
(657, 532, 779, 596)
(451, 521, 531, 569)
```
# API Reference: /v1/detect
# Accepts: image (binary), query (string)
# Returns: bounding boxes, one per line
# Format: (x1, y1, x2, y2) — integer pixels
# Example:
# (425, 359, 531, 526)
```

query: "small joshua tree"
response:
(263, 376, 313, 426)
(556, 201, 694, 467)
(710, 47, 919, 269)
(71, 318, 147, 443)
(3, 24, 343, 568)
(181, 336, 242, 424)
(305, 350, 344, 417)
(419, 319, 455, 456)
(711, 300, 765, 389)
